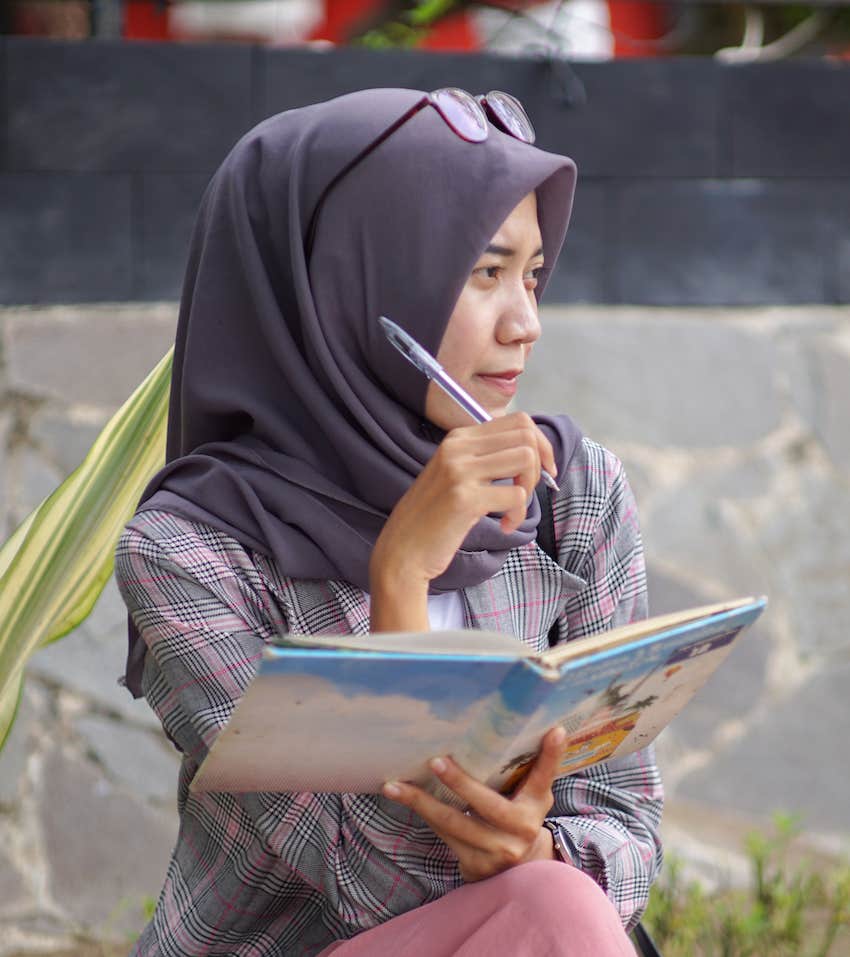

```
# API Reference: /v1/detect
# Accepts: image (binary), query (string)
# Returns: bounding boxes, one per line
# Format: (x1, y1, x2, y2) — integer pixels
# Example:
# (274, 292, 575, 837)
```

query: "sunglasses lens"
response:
(485, 91, 536, 144)
(432, 88, 488, 143)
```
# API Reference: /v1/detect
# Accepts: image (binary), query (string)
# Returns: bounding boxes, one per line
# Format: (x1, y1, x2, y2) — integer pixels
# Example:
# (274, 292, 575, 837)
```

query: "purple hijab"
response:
(125, 88, 580, 696)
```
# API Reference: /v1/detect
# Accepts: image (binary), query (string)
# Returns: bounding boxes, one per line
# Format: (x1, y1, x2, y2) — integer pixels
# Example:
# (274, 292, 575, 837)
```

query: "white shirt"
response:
(362, 590, 466, 631)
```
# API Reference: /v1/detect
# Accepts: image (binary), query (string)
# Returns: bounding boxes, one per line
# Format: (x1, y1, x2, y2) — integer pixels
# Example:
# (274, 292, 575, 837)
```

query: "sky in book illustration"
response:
(265, 654, 517, 722)
(249, 671, 495, 785)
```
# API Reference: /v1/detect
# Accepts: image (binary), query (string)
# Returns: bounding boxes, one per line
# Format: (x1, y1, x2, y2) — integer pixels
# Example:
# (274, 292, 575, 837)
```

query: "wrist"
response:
(368, 560, 430, 633)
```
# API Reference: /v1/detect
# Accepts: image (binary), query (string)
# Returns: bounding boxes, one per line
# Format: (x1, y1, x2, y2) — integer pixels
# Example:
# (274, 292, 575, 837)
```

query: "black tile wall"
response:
(2, 39, 849, 305)
(259, 47, 534, 120)
(545, 180, 608, 303)
(0, 172, 133, 303)
(135, 172, 211, 299)
(726, 61, 850, 178)
(6, 39, 253, 172)
(260, 52, 720, 179)
(534, 59, 719, 178)
(612, 179, 830, 305)
(0, 37, 7, 171)
(823, 182, 850, 304)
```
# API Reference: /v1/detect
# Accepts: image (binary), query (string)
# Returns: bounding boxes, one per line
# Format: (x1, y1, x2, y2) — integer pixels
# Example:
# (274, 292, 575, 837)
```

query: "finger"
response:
(381, 779, 505, 849)
(452, 480, 528, 519)
(492, 485, 532, 534)
(425, 758, 543, 842)
(534, 426, 557, 481)
(491, 413, 554, 472)
(513, 726, 567, 803)
(444, 422, 543, 460)
(501, 412, 556, 483)
(437, 454, 534, 533)
(464, 446, 540, 494)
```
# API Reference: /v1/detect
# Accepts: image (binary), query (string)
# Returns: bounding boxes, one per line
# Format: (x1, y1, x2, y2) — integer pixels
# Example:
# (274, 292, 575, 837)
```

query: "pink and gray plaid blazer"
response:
(116, 437, 664, 957)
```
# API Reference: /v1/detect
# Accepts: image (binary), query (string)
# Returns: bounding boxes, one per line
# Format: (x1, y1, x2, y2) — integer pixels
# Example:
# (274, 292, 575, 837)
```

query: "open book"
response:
(191, 596, 767, 798)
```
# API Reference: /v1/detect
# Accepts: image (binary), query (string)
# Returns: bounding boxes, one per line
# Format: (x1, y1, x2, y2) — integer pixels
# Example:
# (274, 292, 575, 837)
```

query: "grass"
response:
(643, 814, 850, 957)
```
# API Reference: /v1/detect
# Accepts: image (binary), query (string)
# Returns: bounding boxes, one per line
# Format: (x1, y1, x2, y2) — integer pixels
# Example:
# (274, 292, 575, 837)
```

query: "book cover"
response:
(191, 597, 766, 795)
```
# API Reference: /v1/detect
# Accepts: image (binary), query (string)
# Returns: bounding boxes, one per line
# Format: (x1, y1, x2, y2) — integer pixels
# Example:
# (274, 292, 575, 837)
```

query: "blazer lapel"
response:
(463, 542, 585, 652)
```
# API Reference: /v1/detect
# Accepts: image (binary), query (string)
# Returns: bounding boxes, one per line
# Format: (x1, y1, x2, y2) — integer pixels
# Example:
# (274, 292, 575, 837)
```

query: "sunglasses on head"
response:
(306, 88, 536, 255)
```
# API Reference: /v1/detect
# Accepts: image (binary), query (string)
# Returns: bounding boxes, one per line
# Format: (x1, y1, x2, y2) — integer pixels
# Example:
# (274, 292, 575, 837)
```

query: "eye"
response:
(524, 265, 547, 289)
(475, 265, 502, 280)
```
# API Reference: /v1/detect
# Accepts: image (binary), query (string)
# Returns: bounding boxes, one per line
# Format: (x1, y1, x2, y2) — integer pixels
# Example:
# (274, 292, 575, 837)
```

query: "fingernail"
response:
(383, 781, 402, 798)
(551, 726, 566, 745)
(430, 757, 448, 775)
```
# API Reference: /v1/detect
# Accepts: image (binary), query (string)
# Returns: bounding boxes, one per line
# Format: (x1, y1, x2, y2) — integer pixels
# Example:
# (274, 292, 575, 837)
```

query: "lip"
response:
(476, 369, 522, 397)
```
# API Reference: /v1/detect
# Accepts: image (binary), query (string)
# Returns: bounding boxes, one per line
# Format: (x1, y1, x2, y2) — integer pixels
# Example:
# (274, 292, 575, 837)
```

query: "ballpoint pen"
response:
(378, 315, 559, 492)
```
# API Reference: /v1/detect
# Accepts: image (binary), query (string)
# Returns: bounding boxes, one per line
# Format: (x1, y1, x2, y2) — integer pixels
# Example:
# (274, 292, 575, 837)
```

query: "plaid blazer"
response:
(116, 437, 664, 957)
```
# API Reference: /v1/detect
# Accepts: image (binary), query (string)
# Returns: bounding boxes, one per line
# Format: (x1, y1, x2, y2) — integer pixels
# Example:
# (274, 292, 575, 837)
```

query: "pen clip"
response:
(378, 316, 439, 380)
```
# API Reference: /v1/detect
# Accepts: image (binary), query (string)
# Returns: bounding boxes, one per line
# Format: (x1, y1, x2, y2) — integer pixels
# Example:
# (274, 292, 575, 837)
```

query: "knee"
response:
(496, 859, 596, 900)
(492, 860, 621, 927)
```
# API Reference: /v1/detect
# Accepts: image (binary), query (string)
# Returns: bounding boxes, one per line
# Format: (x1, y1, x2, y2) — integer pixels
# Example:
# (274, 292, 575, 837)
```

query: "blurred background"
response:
(0, 3, 848, 954)
(5, 0, 850, 56)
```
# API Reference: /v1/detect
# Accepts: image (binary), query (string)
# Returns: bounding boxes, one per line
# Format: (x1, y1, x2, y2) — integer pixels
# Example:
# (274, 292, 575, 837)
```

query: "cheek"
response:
(436, 290, 484, 379)
(424, 380, 465, 431)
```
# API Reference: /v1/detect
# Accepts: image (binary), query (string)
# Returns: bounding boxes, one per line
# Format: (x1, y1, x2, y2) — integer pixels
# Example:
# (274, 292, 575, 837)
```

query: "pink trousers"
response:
(317, 860, 637, 957)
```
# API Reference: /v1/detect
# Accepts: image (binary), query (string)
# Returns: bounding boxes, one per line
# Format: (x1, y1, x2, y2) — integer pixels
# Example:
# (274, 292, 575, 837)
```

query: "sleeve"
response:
(545, 443, 664, 931)
(114, 512, 458, 939)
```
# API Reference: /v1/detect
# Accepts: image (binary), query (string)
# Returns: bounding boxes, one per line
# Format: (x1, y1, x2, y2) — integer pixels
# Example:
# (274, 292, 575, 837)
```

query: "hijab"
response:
(125, 88, 580, 696)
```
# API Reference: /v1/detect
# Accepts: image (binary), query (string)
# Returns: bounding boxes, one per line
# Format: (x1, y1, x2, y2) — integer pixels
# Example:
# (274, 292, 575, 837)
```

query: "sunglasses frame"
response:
(305, 88, 536, 256)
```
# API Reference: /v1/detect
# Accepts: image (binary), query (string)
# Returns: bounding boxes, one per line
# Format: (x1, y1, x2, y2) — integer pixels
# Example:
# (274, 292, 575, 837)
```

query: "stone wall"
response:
(1, 302, 848, 952)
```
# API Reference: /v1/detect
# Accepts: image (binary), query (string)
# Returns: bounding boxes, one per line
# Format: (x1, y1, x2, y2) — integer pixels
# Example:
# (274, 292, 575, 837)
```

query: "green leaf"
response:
(0, 348, 173, 750)
(406, 0, 457, 27)
(0, 667, 23, 754)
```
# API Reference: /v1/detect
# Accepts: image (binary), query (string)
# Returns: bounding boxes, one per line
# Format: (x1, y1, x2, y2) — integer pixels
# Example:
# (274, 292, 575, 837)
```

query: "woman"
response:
(117, 87, 663, 956)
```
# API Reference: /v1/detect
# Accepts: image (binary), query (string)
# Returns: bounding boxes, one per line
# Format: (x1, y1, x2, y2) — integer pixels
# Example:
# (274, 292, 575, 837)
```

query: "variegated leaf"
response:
(0, 348, 173, 751)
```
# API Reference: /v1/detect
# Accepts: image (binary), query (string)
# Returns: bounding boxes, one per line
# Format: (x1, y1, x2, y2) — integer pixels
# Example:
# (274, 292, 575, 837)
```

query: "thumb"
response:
(515, 725, 566, 803)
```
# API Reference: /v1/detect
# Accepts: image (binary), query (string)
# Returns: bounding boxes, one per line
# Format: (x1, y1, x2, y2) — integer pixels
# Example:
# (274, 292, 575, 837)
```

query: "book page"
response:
(541, 596, 758, 667)
(272, 629, 535, 658)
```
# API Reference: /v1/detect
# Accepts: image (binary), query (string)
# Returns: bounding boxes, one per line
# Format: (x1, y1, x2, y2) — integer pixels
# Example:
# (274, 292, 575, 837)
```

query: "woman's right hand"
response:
(368, 412, 556, 631)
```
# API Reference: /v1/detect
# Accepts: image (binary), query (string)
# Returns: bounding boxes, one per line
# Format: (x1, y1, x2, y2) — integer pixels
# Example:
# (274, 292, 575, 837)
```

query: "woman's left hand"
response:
(382, 726, 567, 883)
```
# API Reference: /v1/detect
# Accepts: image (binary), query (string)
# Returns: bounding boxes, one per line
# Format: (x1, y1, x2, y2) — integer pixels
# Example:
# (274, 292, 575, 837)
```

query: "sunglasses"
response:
(306, 88, 536, 255)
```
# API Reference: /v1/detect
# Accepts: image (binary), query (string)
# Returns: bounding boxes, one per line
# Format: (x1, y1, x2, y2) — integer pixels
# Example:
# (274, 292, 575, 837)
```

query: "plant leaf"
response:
(0, 348, 173, 746)
(0, 666, 24, 754)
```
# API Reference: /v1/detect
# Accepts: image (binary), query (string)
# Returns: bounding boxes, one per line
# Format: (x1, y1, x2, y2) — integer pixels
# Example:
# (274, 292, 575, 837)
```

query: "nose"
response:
(496, 279, 541, 347)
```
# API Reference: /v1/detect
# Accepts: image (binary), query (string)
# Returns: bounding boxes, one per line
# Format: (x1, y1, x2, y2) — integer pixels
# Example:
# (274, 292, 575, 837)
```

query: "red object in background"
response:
(124, 0, 173, 39)
(121, 0, 670, 56)
(123, 0, 477, 47)
(607, 0, 669, 57)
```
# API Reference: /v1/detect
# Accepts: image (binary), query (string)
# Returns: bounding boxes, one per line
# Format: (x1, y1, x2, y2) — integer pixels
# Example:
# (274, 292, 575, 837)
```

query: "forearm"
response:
(368, 539, 430, 632)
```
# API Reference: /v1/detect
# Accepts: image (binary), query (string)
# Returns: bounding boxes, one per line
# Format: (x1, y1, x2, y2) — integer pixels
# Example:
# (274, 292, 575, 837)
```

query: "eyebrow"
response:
(484, 244, 545, 258)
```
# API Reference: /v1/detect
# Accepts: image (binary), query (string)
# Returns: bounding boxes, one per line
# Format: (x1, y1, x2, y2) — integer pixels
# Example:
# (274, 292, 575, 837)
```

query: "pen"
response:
(378, 315, 559, 492)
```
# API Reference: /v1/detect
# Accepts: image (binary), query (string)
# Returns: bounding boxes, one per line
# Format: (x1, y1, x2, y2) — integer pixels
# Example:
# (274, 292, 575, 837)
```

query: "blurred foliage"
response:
(643, 814, 850, 957)
(5, 0, 850, 53)
(355, 0, 850, 54)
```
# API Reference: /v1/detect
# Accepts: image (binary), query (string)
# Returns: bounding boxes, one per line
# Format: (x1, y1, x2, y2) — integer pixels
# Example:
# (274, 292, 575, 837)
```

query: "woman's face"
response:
(425, 191, 545, 430)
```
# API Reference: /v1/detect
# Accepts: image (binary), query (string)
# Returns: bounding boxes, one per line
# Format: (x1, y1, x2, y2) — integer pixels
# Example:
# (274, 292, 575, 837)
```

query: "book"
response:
(191, 596, 767, 798)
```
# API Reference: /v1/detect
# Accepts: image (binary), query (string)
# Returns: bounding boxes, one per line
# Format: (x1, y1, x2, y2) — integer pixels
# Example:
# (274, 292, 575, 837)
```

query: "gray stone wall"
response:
(1, 302, 848, 951)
